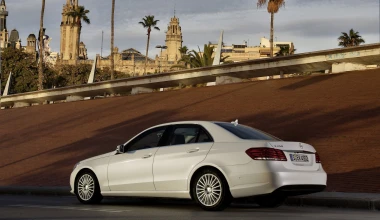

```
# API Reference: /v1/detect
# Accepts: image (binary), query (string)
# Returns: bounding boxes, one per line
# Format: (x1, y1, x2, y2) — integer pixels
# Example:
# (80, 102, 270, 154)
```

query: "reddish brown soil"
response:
(1, 69, 380, 193)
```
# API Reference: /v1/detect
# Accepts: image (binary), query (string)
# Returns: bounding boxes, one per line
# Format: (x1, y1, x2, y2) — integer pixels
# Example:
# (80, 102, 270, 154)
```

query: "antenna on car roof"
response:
(231, 119, 238, 126)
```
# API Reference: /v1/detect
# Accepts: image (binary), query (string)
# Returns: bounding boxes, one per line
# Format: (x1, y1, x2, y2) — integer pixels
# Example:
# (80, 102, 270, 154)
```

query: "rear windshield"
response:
(215, 122, 280, 141)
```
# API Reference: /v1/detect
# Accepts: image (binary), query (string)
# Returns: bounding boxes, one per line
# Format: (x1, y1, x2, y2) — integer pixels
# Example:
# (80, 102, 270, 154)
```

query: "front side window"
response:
(126, 126, 167, 152)
(215, 122, 280, 141)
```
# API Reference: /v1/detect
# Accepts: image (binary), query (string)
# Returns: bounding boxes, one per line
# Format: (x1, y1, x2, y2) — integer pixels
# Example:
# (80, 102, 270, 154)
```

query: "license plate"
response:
(290, 154, 309, 162)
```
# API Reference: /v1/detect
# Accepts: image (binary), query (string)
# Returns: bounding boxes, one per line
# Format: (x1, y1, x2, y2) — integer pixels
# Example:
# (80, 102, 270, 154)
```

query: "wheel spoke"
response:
(77, 174, 95, 201)
(196, 173, 223, 207)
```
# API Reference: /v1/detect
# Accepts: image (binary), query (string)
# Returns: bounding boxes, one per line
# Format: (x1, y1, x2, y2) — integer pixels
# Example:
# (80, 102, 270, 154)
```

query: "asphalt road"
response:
(0, 195, 378, 220)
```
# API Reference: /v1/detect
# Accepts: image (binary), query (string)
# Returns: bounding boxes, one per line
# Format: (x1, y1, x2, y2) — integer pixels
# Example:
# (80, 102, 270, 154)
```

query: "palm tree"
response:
(38, 0, 45, 91)
(179, 46, 189, 56)
(110, 0, 115, 80)
(139, 15, 160, 75)
(66, 5, 90, 65)
(171, 44, 230, 69)
(257, 0, 285, 58)
(338, 29, 365, 47)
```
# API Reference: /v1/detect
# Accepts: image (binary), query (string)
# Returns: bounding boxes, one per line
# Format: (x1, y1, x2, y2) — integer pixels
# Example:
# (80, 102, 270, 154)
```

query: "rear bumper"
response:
(224, 162, 327, 198)
(271, 184, 326, 196)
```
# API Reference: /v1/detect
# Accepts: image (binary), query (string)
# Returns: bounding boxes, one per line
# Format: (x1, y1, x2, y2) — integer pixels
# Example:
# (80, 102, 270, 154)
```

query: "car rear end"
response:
(245, 142, 327, 196)
(210, 122, 327, 199)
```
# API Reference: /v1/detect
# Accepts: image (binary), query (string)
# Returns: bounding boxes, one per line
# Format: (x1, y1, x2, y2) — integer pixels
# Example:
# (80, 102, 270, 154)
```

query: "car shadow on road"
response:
(69, 197, 266, 212)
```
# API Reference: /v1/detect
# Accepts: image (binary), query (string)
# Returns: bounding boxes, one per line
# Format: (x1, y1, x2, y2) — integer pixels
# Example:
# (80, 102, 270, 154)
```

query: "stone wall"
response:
(1, 69, 380, 193)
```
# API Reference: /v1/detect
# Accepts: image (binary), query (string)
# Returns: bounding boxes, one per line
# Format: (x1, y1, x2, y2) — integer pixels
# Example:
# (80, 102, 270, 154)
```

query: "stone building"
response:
(90, 14, 184, 76)
(9, 29, 21, 49)
(210, 37, 295, 63)
(60, 0, 85, 62)
(97, 48, 158, 76)
(25, 34, 37, 57)
(0, 0, 8, 48)
(0, 0, 38, 56)
(78, 41, 88, 60)
(160, 16, 183, 64)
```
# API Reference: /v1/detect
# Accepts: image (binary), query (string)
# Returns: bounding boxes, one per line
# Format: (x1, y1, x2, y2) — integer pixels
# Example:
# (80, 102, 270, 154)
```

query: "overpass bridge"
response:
(1, 43, 380, 108)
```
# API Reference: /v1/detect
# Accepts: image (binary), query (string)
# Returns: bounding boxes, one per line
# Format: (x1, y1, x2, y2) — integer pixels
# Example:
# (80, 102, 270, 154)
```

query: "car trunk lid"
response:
(267, 141, 320, 171)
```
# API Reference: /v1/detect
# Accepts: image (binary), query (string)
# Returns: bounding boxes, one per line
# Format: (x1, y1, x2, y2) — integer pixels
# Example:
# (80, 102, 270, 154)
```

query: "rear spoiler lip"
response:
(282, 150, 316, 154)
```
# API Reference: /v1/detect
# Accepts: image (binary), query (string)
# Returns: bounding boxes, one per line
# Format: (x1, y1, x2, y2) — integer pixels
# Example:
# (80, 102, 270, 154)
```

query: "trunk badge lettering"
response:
(299, 143, 303, 149)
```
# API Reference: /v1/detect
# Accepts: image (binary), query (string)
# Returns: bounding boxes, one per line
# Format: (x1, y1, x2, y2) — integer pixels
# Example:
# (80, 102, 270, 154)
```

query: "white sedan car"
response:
(70, 120, 327, 211)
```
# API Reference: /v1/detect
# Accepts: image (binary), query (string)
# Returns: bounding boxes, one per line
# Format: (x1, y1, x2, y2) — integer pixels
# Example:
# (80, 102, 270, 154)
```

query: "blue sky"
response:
(5, 0, 380, 59)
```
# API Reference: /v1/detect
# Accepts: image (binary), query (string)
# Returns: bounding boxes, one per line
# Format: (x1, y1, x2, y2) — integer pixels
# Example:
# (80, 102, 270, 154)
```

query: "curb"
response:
(0, 187, 72, 197)
(285, 196, 380, 211)
(284, 192, 380, 211)
(1, 187, 379, 211)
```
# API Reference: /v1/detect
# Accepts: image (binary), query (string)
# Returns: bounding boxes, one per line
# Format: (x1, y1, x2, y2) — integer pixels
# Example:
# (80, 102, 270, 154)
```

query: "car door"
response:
(107, 126, 168, 192)
(153, 124, 214, 191)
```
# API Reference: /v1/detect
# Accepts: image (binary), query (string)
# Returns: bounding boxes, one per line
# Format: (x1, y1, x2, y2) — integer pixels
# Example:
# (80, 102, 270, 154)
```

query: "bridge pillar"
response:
(13, 102, 31, 108)
(66, 95, 84, 102)
(131, 87, 154, 95)
(215, 76, 242, 85)
(332, 62, 367, 74)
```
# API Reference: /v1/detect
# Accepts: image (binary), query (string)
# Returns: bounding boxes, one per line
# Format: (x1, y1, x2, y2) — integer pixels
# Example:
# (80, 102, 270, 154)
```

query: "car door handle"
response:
(187, 148, 200, 153)
(142, 154, 152, 159)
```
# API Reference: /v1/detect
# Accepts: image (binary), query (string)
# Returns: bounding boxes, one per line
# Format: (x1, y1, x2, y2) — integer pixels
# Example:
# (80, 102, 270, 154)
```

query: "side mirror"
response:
(116, 145, 125, 154)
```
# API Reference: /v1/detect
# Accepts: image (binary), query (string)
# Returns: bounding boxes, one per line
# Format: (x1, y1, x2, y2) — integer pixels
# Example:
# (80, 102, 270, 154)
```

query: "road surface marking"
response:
(9, 204, 131, 213)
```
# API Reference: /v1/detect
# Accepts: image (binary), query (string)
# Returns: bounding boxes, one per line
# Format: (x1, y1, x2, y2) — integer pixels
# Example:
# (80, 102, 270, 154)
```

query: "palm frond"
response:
(338, 29, 365, 47)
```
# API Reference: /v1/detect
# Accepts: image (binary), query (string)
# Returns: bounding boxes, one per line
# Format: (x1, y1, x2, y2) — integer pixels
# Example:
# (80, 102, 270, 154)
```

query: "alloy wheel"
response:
(195, 174, 222, 207)
(77, 174, 95, 201)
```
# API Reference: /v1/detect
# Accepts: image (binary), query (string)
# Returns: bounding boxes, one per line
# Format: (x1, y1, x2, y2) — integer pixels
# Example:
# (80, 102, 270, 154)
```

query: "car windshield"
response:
(215, 122, 280, 141)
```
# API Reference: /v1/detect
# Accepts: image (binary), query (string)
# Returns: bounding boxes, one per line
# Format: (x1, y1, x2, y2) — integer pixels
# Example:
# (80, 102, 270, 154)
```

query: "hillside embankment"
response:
(1, 69, 380, 193)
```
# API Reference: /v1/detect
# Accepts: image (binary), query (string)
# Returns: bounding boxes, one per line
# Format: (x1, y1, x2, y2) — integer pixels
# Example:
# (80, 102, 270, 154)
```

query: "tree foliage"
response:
(171, 44, 230, 69)
(1, 47, 38, 94)
(65, 5, 91, 26)
(0, 47, 130, 95)
(139, 15, 160, 75)
(275, 45, 296, 56)
(338, 29, 365, 47)
(257, 0, 285, 13)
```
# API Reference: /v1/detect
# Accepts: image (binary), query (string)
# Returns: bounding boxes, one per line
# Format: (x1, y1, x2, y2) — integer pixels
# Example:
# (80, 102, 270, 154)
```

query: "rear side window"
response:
(215, 122, 280, 141)
(170, 127, 199, 145)
(197, 129, 213, 143)
(168, 125, 214, 146)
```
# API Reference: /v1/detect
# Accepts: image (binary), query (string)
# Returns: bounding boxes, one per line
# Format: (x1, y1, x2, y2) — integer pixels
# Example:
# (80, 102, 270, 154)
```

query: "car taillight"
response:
(245, 148, 287, 161)
(315, 152, 321, 163)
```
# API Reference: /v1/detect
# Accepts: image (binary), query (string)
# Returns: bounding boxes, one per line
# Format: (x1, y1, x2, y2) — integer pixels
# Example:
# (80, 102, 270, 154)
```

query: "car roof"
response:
(151, 121, 226, 127)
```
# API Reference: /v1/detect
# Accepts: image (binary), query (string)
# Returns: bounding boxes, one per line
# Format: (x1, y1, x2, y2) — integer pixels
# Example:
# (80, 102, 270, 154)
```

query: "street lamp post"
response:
(155, 45, 167, 73)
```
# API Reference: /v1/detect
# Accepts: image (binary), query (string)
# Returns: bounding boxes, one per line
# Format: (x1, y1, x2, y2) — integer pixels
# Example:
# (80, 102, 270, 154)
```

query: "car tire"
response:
(255, 194, 286, 208)
(192, 168, 232, 211)
(75, 171, 103, 204)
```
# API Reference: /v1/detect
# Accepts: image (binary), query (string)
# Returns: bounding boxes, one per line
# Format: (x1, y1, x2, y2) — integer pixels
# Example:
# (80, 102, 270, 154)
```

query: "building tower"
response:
(164, 15, 183, 63)
(60, 0, 80, 61)
(78, 41, 88, 60)
(0, 0, 8, 48)
(9, 29, 21, 49)
(26, 34, 37, 57)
